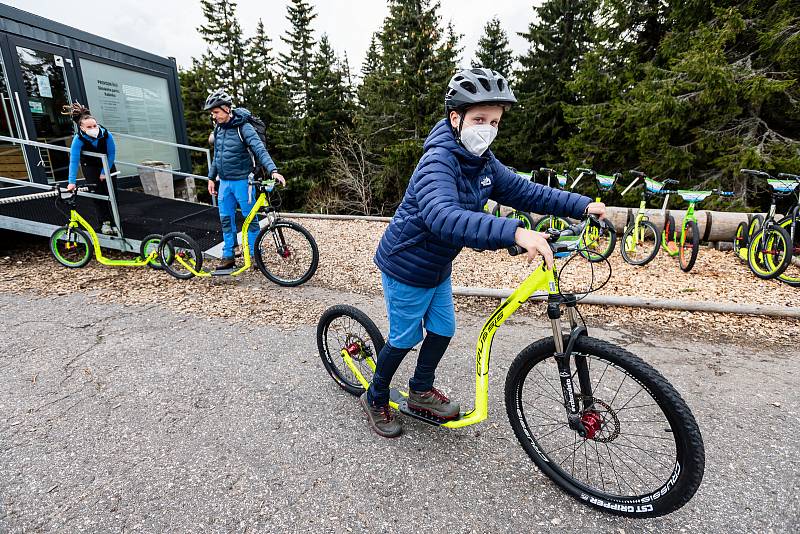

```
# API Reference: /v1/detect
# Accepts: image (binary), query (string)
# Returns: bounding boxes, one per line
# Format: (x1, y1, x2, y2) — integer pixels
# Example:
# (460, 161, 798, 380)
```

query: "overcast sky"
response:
(6, 0, 541, 74)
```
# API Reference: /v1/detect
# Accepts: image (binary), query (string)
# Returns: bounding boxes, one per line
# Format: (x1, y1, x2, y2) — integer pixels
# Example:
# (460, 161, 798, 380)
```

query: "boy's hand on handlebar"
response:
(66, 183, 76, 191)
(208, 179, 216, 196)
(514, 228, 554, 269)
(585, 202, 606, 219)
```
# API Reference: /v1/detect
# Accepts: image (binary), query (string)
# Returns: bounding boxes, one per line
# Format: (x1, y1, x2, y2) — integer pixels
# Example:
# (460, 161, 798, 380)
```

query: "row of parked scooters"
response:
(495, 167, 799, 282)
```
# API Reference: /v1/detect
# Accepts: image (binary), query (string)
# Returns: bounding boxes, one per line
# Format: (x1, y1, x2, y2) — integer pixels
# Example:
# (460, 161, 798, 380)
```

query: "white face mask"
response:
(84, 127, 100, 138)
(460, 124, 497, 156)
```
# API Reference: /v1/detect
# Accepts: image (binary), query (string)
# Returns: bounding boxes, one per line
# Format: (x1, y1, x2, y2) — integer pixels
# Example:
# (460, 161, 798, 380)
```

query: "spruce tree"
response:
(279, 0, 318, 117)
(358, 0, 461, 208)
(510, 0, 599, 167)
(473, 16, 514, 76)
(197, 0, 246, 100)
(562, 2, 800, 208)
(242, 19, 292, 170)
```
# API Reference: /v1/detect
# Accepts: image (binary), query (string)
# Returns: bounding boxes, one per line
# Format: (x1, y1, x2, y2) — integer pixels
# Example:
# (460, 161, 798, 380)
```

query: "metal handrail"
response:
(111, 131, 212, 175)
(0, 175, 109, 201)
(115, 160, 211, 182)
(0, 134, 121, 236)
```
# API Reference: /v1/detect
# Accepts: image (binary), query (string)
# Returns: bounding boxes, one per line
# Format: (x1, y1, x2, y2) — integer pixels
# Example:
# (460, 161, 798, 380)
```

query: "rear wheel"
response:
(621, 220, 660, 266)
(254, 220, 319, 287)
(579, 224, 617, 262)
(316, 305, 385, 396)
(533, 215, 571, 233)
(140, 234, 173, 270)
(505, 336, 705, 518)
(748, 225, 792, 280)
(733, 221, 749, 259)
(678, 220, 700, 272)
(662, 215, 679, 255)
(508, 211, 534, 230)
(49, 226, 92, 268)
(159, 232, 203, 280)
(747, 215, 764, 243)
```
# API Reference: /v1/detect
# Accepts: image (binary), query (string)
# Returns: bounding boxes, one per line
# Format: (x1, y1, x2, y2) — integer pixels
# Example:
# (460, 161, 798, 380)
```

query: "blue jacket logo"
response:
(481, 176, 492, 187)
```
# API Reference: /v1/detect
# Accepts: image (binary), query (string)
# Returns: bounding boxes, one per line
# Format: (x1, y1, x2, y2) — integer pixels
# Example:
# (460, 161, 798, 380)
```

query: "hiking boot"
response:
(407, 387, 460, 420)
(214, 257, 236, 272)
(360, 392, 402, 438)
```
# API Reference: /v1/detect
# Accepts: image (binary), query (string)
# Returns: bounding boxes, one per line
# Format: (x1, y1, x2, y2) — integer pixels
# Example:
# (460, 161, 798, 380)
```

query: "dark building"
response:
(0, 3, 190, 184)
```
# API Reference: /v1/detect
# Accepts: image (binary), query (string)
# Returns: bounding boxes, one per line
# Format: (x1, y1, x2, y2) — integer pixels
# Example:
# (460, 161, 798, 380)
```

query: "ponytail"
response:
(61, 101, 93, 126)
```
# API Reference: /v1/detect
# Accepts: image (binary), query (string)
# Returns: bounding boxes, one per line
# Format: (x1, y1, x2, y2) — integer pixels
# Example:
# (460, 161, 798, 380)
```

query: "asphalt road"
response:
(1, 291, 797, 533)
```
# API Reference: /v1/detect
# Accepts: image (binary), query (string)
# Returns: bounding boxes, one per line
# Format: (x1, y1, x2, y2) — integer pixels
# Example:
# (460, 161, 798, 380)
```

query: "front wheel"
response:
(678, 220, 700, 272)
(254, 220, 319, 287)
(505, 336, 705, 518)
(50, 226, 92, 268)
(747, 225, 792, 280)
(620, 220, 660, 266)
(140, 233, 174, 270)
(316, 305, 385, 396)
(159, 232, 203, 280)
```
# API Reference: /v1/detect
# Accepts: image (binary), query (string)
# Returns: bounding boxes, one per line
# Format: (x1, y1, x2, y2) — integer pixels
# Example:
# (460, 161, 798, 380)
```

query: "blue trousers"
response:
(218, 179, 259, 259)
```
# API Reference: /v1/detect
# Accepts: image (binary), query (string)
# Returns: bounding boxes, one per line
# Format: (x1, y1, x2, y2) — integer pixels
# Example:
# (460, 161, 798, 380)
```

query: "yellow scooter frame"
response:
(65, 210, 156, 267)
(340, 262, 560, 429)
(171, 190, 270, 277)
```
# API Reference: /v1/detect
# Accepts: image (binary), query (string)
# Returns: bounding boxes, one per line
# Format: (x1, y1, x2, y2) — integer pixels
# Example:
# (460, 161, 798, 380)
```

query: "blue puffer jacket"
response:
(374, 119, 592, 288)
(208, 108, 277, 181)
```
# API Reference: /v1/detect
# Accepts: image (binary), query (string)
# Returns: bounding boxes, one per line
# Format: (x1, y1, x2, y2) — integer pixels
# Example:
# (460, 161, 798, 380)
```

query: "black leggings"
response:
(81, 163, 118, 224)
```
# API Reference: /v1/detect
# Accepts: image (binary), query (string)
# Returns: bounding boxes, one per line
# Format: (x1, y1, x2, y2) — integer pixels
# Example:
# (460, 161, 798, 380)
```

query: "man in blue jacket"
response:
(205, 89, 285, 271)
(363, 68, 606, 438)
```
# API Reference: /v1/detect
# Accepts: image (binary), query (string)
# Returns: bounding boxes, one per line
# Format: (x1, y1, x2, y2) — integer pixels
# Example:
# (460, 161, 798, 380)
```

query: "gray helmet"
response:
(203, 89, 233, 111)
(445, 68, 516, 114)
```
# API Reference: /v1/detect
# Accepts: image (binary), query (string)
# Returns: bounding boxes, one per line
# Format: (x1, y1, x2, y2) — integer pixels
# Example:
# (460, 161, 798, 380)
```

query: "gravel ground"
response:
(2, 217, 797, 347)
(1, 291, 798, 532)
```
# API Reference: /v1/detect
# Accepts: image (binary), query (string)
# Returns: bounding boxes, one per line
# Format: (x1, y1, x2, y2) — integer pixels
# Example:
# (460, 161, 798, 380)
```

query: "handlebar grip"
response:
(538, 167, 554, 173)
(507, 245, 525, 257)
(629, 170, 645, 177)
(576, 167, 593, 173)
(777, 173, 800, 181)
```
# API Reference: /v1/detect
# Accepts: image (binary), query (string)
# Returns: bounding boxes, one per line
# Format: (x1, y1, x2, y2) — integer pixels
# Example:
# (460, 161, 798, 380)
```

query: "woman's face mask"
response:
(460, 124, 497, 157)
(84, 127, 100, 138)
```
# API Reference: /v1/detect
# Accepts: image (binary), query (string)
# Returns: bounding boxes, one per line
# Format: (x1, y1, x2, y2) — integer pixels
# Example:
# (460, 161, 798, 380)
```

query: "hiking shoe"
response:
(407, 387, 460, 420)
(360, 392, 402, 438)
(215, 257, 236, 272)
(100, 221, 114, 235)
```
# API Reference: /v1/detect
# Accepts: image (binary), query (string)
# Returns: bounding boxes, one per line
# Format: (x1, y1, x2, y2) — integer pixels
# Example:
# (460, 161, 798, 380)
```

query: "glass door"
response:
(8, 37, 80, 183)
(0, 46, 30, 185)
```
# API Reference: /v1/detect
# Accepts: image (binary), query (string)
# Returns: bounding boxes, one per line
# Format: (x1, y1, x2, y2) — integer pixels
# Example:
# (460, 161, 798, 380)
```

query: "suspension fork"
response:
(548, 295, 590, 437)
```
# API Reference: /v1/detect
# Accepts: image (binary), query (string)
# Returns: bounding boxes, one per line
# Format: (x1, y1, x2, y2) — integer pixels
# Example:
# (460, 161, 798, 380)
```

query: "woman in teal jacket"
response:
(64, 102, 118, 235)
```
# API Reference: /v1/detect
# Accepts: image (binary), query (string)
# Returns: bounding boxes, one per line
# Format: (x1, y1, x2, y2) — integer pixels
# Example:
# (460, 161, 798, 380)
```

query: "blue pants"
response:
(366, 273, 456, 406)
(218, 179, 259, 259)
